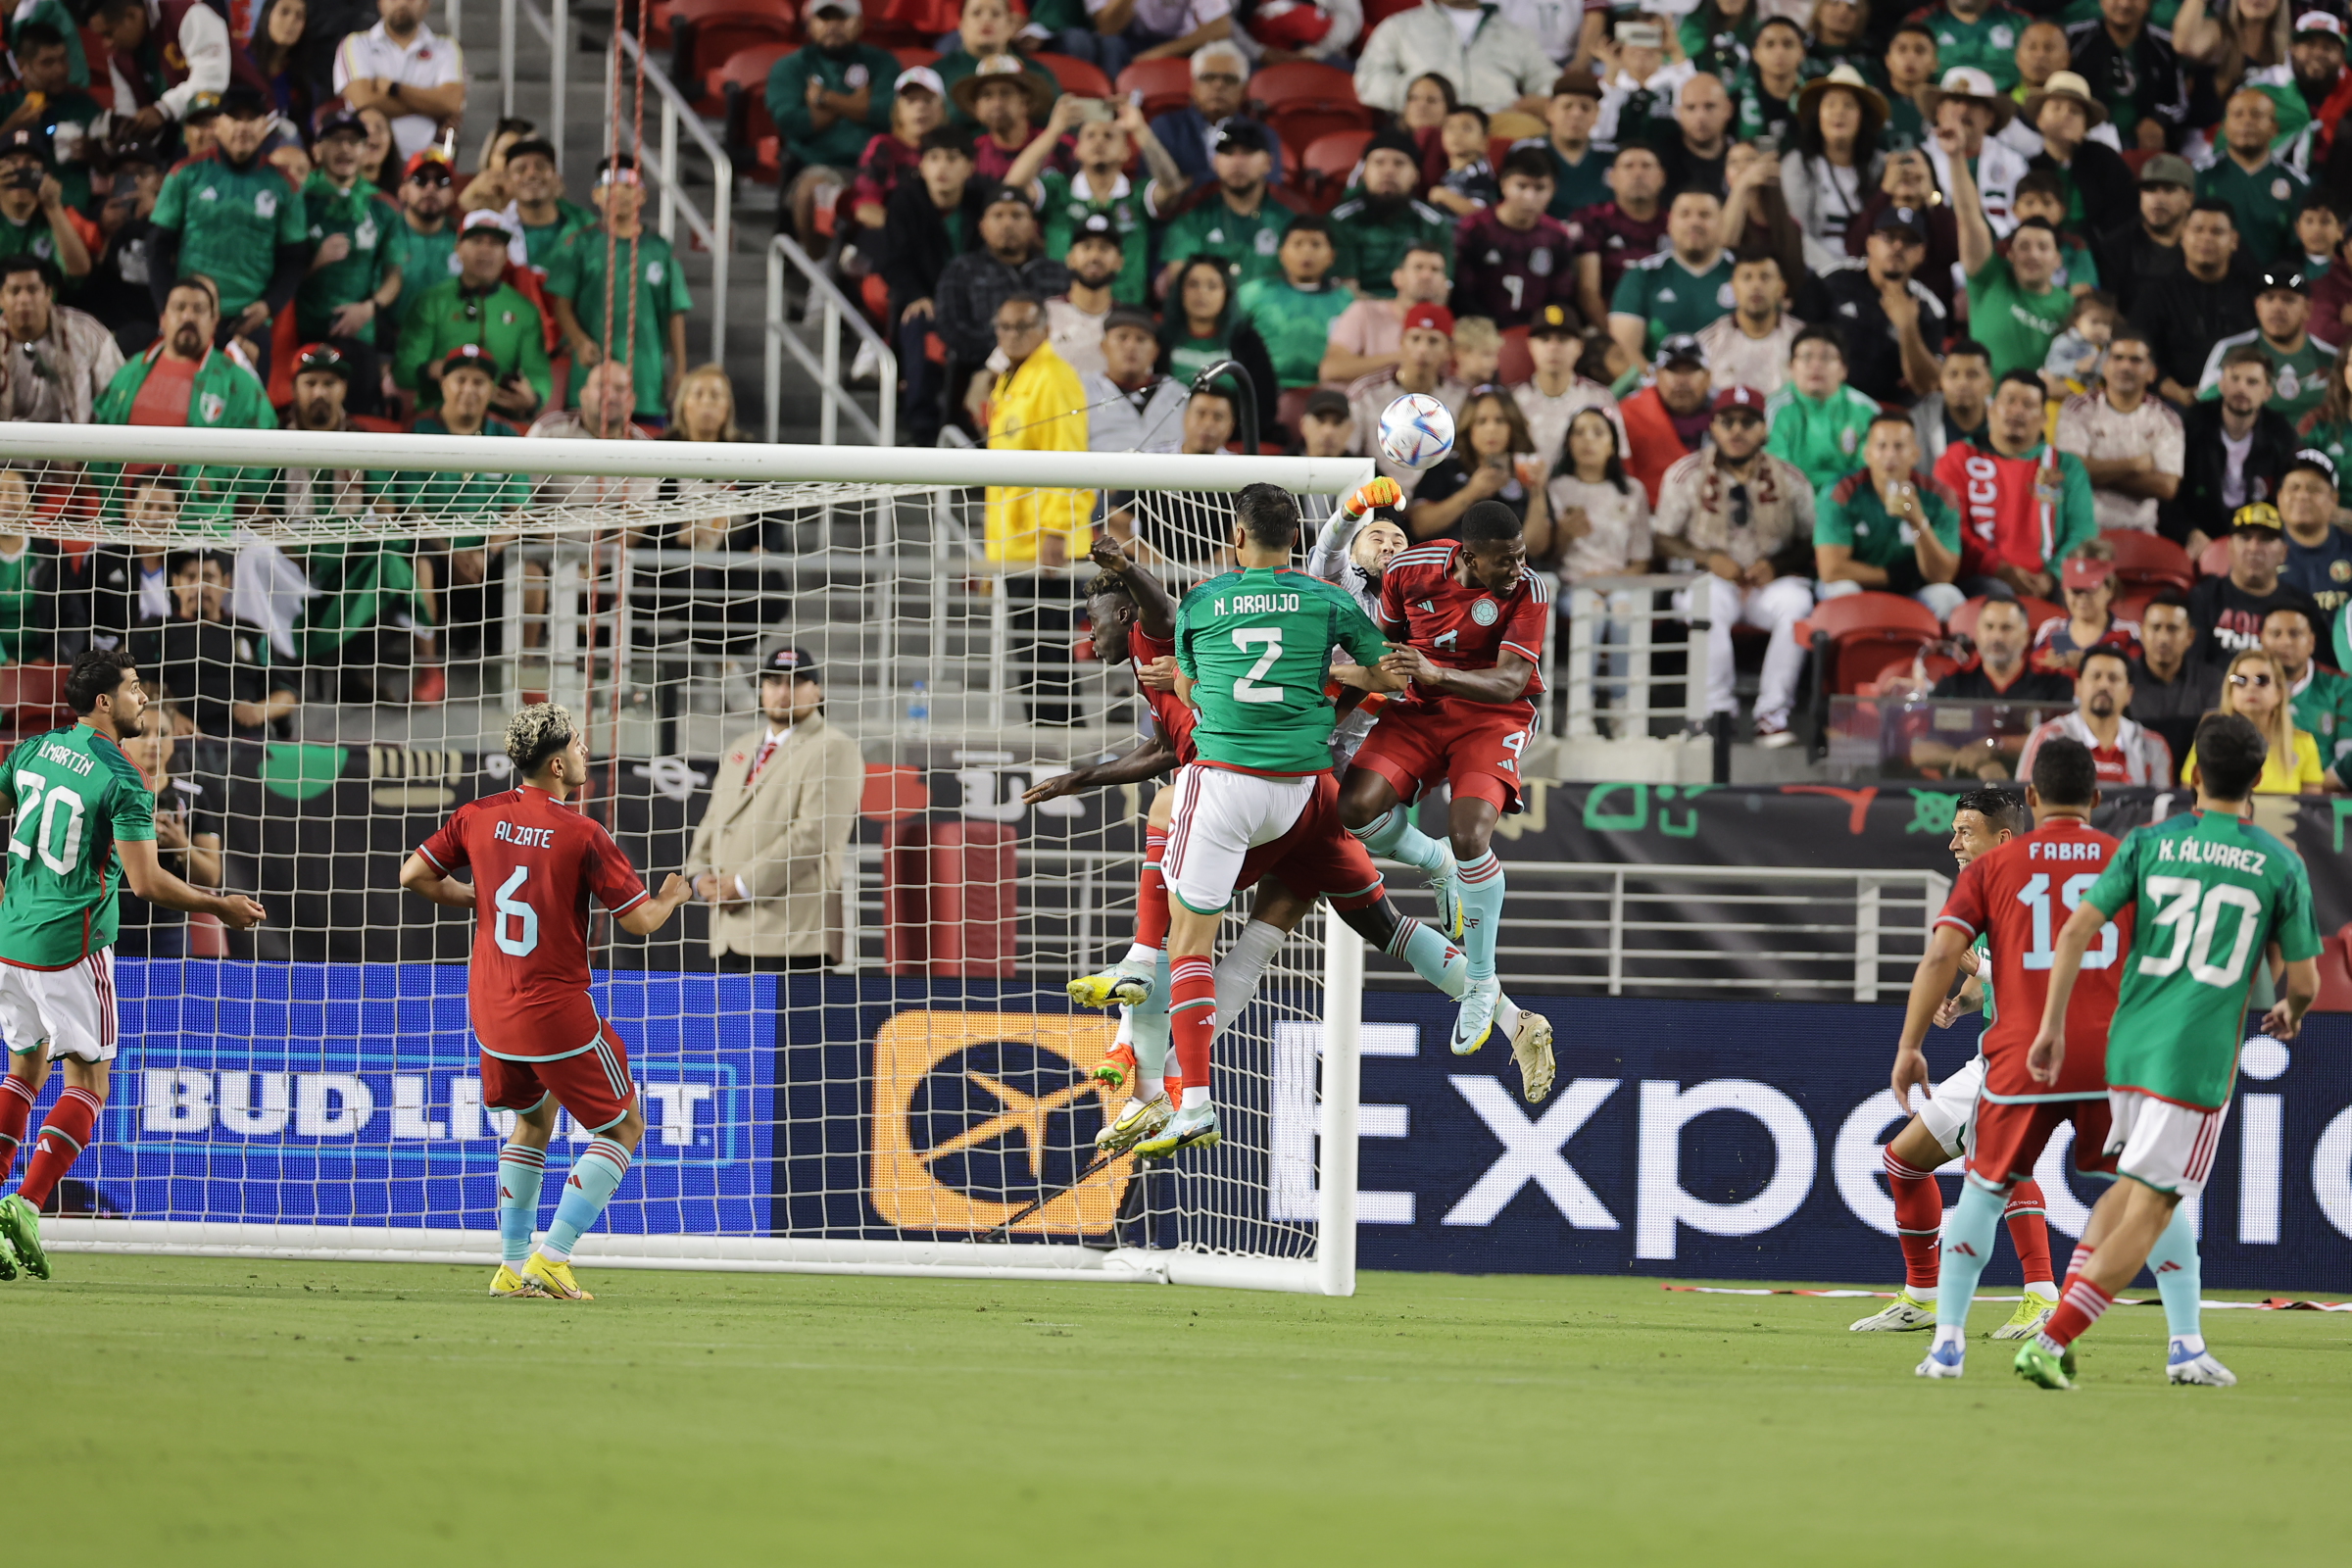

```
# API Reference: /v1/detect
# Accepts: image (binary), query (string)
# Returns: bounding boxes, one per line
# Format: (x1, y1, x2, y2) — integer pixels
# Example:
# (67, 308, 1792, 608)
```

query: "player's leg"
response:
(1916, 1099, 2056, 1376)
(1094, 996, 1177, 1155)
(1446, 785, 1508, 1054)
(0, 953, 122, 1280)
(482, 1054, 558, 1298)
(0, 964, 46, 1192)
(1851, 1112, 1950, 1330)
(1340, 755, 1461, 938)
(521, 1028, 649, 1301)
(1988, 1180, 2059, 1340)
(1071, 786, 1175, 1008)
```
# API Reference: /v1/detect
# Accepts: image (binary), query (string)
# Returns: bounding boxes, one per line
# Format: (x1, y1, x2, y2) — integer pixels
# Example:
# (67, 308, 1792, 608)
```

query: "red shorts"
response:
(480, 1021, 637, 1134)
(1234, 773, 1387, 911)
(1351, 698, 1535, 813)
(1966, 1097, 2117, 1188)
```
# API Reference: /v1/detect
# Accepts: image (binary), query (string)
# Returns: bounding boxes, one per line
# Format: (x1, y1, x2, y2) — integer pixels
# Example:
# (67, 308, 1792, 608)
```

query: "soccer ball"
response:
(1378, 394, 1455, 471)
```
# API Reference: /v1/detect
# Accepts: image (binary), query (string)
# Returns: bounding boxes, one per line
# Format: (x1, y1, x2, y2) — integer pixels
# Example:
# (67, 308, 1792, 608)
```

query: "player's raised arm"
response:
(400, 850, 477, 909)
(1089, 536, 1177, 640)
(615, 873, 694, 935)
(1892, 922, 1975, 1112)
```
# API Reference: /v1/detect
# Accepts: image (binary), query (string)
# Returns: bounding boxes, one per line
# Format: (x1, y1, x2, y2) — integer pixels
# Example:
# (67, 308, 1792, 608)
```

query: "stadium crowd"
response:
(0, 0, 2349, 788)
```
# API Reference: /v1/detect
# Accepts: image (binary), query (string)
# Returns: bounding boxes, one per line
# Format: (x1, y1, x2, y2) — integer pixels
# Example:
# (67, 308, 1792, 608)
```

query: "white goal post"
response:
(0, 424, 1375, 1296)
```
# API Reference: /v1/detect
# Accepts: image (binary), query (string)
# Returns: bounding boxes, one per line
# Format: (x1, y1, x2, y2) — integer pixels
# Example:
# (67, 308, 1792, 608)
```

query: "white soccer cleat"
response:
(2167, 1342, 2237, 1387)
(1507, 1002, 1555, 1102)
(1450, 975, 1499, 1055)
(1095, 1094, 1173, 1155)
(1914, 1340, 1966, 1379)
(1849, 1290, 1936, 1332)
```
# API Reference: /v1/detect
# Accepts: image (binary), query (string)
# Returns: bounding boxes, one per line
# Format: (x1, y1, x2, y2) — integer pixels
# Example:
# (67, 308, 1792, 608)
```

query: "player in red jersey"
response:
(1342, 500, 1550, 1057)
(1891, 738, 2147, 1380)
(400, 704, 691, 1300)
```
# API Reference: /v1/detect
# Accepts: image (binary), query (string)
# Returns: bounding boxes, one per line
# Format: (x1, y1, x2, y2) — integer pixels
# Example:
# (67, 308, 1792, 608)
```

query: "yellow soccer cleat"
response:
(1508, 1004, 1555, 1103)
(521, 1252, 595, 1300)
(1067, 962, 1153, 1009)
(1990, 1289, 2058, 1341)
(489, 1263, 551, 1299)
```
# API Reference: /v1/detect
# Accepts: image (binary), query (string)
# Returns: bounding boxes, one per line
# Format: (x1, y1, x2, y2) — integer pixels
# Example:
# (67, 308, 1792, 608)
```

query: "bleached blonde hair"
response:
(506, 702, 577, 777)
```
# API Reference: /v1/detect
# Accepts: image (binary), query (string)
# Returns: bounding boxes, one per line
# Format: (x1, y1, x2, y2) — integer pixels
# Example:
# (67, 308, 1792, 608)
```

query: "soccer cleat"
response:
(2167, 1342, 2237, 1387)
(2012, 1341, 2075, 1390)
(1429, 855, 1464, 942)
(1990, 1290, 2058, 1341)
(0, 1229, 16, 1283)
(1450, 975, 1500, 1056)
(1093, 1042, 1139, 1094)
(0, 1194, 46, 1281)
(1509, 1004, 1555, 1102)
(1096, 1093, 1173, 1155)
(521, 1252, 595, 1300)
(1134, 1102, 1221, 1160)
(1067, 960, 1154, 1010)
(488, 1264, 551, 1299)
(1848, 1290, 1936, 1332)
(1914, 1340, 1966, 1379)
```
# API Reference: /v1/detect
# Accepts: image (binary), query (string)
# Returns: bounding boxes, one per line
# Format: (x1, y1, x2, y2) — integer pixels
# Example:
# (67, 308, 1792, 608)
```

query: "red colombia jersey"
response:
(1130, 625, 1198, 763)
(1377, 541, 1550, 710)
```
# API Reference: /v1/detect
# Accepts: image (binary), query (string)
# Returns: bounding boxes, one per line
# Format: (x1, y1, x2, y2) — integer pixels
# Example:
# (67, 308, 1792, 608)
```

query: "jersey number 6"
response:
(494, 865, 541, 956)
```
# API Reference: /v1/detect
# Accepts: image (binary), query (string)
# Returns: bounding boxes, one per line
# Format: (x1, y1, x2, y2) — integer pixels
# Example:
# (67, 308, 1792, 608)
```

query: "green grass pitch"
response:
(20, 1256, 2350, 1562)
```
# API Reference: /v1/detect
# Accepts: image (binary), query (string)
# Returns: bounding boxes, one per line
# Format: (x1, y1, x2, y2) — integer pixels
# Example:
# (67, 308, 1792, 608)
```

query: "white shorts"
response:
(0, 951, 121, 1064)
(2104, 1088, 2229, 1199)
(1160, 765, 1315, 916)
(1917, 1054, 1985, 1161)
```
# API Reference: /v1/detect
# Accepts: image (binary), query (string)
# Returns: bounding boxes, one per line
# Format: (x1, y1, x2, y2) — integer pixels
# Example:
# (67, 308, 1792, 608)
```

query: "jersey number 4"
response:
(8, 772, 87, 876)
(2137, 875, 2263, 989)
(2018, 872, 2118, 971)
(493, 865, 541, 956)
(1232, 628, 1285, 703)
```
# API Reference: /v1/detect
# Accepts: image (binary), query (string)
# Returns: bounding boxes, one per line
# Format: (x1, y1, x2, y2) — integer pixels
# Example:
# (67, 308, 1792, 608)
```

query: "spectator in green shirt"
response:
(498, 136, 593, 273)
(1945, 120, 2069, 376)
(147, 86, 309, 379)
(0, 127, 89, 283)
(382, 150, 458, 332)
(1544, 72, 1610, 220)
(1607, 186, 1732, 365)
(296, 110, 403, 415)
(1329, 129, 1454, 298)
(1152, 121, 1292, 298)
(1766, 323, 1882, 492)
(1237, 214, 1350, 389)
(1003, 94, 1182, 310)
(1813, 411, 1967, 618)
(0, 22, 102, 212)
(545, 155, 693, 421)
(392, 209, 552, 421)
(765, 0, 900, 250)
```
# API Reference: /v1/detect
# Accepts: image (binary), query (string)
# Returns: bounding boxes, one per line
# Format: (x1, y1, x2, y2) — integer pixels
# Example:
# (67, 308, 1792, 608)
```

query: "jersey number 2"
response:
(8, 772, 86, 876)
(2017, 872, 2117, 971)
(1232, 628, 1285, 703)
(493, 866, 540, 956)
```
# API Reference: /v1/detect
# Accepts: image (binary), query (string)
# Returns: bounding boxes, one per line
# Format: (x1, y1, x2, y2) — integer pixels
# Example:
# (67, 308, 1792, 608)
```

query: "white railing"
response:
(500, 0, 569, 159)
(1560, 572, 1707, 738)
(765, 234, 897, 445)
(609, 28, 732, 362)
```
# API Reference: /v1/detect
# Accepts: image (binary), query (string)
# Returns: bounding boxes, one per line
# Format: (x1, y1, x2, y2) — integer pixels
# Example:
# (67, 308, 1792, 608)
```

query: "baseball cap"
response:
(2137, 152, 2195, 189)
(1550, 69, 1602, 101)
(218, 83, 270, 120)
(1215, 121, 1272, 156)
(440, 342, 499, 378)
(1655, 333, 1708, 370)
(293, 342, 349, 379)
(181, 91, 223, 123)
(460, 208, 518, 241)
(1400, 302, 1455, 336)
(595, 153, 640, 184)
(1072, 212, 1120, 246)
(1301, 388, 1351, 422)
(2286, 447, 2339, 486)
(504, 136, 560, 169)
(760, 646, 821, 682)
(1529, 303, 1578, 338)
(0, 127, 46, 162)
(2258, 268, 2309, 295)
(983, 183, 1031, 212)
(2231, 502, 2285, 534)
(808, 0, 859, 14)
(313, 107, 368, 141)
(1102, 306, 1156, 336)
(1711, 385, 1765, 415)
(896, 65, 946, 97)
(405, 149, 455, 180)
(2294, 11, 2345, 40)
(1363, 127, 1421, 163)
(1874, 204, 1927, 239)
(2061, 555, 2115, 591)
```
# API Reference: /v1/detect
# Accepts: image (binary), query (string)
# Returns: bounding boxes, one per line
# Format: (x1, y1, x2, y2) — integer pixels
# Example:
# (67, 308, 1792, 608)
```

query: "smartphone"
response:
(1076, 99, 1114, 124)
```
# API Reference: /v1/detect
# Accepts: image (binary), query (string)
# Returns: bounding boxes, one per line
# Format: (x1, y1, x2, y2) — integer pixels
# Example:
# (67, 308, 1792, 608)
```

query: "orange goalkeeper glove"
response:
(1341, 476, 1402, 519)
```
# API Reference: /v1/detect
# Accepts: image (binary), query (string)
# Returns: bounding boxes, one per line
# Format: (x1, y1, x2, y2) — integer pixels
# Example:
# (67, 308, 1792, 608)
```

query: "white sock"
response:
(1180, 1085, 1211, 1111)
(1139, 1075, 1164, 1101)
(1495, 995, 1521, 1036)
(1211, 921, 1286, 1041)
(1121, 943, 1161, 970)
(535, 1242, 570, 1265)
(2172, 1333, 2205, 1355)
(1933, 1323, 1965, 1350)
(2025, 1279, 2057, 1300)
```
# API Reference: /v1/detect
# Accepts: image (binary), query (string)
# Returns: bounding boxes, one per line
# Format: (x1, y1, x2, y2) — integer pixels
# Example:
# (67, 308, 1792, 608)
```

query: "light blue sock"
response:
(495, 1142, 548, 1267)
(539, 1136, 633, 1262)
(1391, 917, 1467, 999)
(1128, 949, 1174, 1087)
(1456, 850, 1505, 981)
(1935, 1179, 2006, 1336)
(1351, 806, 1450, 876)
(2147, 1201, 2204, 1342)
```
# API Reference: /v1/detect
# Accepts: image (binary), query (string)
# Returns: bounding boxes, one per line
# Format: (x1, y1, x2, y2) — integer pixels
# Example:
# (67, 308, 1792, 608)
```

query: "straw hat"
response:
(1916, 65, 2017, 133)
(2022, 70, 2108, 129)
(950, 54, 1055, 122)
(1796, 65, 1889, 147)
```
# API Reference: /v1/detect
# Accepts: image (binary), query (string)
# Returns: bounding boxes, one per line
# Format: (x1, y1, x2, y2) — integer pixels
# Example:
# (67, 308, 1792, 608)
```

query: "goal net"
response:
(0, 424, 1374, 1295)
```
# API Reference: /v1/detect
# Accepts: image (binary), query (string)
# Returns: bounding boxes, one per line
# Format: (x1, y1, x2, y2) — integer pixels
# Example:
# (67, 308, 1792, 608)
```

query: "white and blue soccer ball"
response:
(1377, 393, 1455, 471)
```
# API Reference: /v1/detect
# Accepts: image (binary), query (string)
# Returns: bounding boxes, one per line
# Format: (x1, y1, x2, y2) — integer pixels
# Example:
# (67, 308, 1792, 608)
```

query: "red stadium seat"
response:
(1275, 175, 1343, 214)
(2198, 535, 2233, 577)
(2113, 587, 2156, 624)
(893, 46, 940, 70)
(2102, 528, 2195, 592)
(1034, 52, 1113, 99)
(714, 43, 797, 177)
(1253, 60, 1373, 160)
(1276, 385, 1317, 439)
(1947, 594, 2063, 640)
(1497, 324, 1533, 386)
(1301, 127, 1373, 185)
(0, 662, 68, 738)
(1795, 592, 1944, 695)
(1118, 59, 1195, 119)
(672, 9, 800, 111)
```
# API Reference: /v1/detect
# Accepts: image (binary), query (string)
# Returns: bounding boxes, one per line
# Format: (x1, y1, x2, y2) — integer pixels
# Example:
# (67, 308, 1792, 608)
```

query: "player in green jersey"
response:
(1150, 484, 1398, 1155)
(2015, 713, 2322, 1390)
(0, 650, 266, 1281)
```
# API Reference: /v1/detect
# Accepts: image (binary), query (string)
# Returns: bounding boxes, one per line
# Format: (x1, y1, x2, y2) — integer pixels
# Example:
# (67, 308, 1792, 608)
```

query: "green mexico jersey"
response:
(150, 156, 308, 314)
(1609, 251, 1735, 356)
(2197, 155, 2306, 269)
(0, 723, 157, 966)
(1814, 469, 1961, 568)
(1157, 193, 1295, 290)
(1328, 190, 1455, 296)
(519, 198, 595, 272)
(1038, 170, 1150, 306)
(544, 225, 693, 416)
(1174, 566, 1389, 775)
(2197, 329, 2334, 424)
(1923, 4, 2032, 91)
(1976, 932, 1995, 1023)
(297, 174, 399, 344)
(1764, 383, 1880, 492)
(0, 539, 41, 662)
(2088, 810, 2322, 1110)
(2290, 665, 2352, 770)
(377, 416, 527, 548)
(384, 220, 458, 328)
(1237, 276, 1350, 388)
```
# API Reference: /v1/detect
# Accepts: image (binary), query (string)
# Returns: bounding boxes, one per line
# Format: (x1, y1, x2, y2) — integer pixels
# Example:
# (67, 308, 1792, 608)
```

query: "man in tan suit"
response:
(685, 646, 864, 969)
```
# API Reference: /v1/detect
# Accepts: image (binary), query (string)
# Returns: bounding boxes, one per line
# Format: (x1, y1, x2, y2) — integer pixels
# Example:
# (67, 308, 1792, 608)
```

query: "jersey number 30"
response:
(494, 866, 540, 956)
(2137, 875, 2262, 989)
(9, 772, 87, 876)
(1232, 628, 1285, 703)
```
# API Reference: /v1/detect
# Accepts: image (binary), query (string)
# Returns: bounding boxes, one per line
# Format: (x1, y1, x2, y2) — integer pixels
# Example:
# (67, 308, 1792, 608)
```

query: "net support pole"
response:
(1316, 911, 1363, 1298)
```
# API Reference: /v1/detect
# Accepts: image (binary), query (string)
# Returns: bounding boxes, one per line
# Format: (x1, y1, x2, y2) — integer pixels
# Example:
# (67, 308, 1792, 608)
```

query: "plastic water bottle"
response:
(907, 680, 929, 727)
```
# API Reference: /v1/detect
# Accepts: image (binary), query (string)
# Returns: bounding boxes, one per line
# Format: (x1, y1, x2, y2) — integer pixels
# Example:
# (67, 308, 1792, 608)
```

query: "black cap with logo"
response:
(760, 646, 821, 683)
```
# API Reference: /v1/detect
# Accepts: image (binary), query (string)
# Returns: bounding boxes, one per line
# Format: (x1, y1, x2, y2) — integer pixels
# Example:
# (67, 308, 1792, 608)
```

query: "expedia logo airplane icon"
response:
(871, 1012, 1127, 1235)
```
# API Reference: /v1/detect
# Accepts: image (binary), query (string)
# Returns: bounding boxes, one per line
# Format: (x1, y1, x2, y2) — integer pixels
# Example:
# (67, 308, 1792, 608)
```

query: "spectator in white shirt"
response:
(1085, 306, 1188, 453)
(332, 0, 465, 161)
(1695, 252, 1801, 399)
(90, 0, 231, 137)
(2052, 326, 2184, 533)
(1510, 302, 1621, 476)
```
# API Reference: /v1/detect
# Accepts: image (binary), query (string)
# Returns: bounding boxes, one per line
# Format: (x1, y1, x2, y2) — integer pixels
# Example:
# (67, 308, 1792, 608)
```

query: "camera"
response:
(0, 166, 45, 192)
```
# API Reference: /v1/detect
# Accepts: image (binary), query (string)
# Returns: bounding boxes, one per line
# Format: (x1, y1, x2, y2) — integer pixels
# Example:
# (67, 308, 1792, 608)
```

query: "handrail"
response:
(500, 0, 569, 162)
(610, 28, 732, 361)
(765, 234, 896, 446)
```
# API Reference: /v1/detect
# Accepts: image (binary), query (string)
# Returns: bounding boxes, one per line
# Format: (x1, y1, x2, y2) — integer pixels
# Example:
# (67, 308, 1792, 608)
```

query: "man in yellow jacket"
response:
(983, 293, 1093, 563)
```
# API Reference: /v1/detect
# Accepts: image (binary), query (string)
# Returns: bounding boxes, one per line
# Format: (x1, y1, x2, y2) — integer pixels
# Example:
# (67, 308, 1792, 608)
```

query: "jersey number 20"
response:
(1232, 628, 1285, 703)
(9, 772, 86, 876)
(493, 866, 540, 956)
